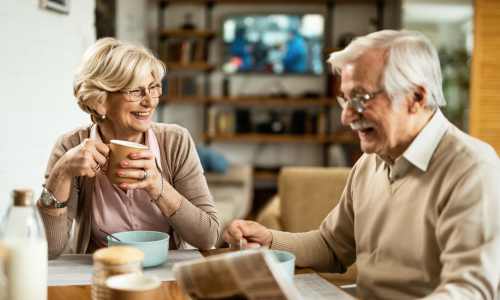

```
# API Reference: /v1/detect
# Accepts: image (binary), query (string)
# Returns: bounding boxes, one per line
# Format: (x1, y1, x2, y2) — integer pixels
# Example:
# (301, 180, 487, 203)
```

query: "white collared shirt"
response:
(376, 109, 449, 182)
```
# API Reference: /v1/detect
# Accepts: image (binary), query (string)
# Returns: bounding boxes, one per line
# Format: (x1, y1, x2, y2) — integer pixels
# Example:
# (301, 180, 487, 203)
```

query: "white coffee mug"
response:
(106, 273, 161, 300)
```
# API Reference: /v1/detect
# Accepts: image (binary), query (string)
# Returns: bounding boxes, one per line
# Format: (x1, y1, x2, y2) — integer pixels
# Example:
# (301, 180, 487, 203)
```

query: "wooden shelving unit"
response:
(160, 96, 207, 104)
(160, 96, 337, 107)
(160, 29, 215, 39)
(210, 97, 335, 107)
(166, 62, 215, 72)
(330, 131, 358, 144)
(253, 169, 279, 182)
(203, 132, 357, 144)
(157, 1, 215, 110)
(204, 133, 328, 144)
(157, 1, 380, 183)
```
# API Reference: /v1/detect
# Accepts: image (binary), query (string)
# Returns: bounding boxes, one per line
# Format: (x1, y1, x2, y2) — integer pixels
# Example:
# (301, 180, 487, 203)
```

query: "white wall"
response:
(0, 1, 95, 218)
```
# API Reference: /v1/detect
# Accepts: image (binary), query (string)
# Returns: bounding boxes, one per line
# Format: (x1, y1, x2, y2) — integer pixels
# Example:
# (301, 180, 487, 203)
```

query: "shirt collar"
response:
(90, 124, 163, 172)
(375, 109, 449, 173)
(402, 109, 448, 172)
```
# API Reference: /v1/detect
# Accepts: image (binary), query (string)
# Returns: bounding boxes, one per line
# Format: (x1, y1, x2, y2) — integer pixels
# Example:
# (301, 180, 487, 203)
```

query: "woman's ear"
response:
(94, 97, 108, 117)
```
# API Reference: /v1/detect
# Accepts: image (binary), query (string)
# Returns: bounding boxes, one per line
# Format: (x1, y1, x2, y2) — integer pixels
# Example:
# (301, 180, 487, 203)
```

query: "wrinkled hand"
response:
(61, 139, 109, 178)
(223, 220, 273, 249)
(115, 150, 164, 198)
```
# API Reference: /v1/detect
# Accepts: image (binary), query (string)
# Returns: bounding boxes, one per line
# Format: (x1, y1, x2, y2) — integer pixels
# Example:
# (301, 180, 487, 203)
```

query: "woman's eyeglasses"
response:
(336, 90, 384, 114)
(120, 84, 162, 102)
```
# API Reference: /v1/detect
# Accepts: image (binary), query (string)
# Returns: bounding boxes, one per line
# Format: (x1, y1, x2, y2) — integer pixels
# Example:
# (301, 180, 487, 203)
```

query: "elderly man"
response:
(224, 30, 500, 299)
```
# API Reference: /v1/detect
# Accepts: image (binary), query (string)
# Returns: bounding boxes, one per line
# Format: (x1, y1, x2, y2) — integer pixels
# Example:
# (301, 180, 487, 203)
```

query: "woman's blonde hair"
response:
(73, 37, 166, 121)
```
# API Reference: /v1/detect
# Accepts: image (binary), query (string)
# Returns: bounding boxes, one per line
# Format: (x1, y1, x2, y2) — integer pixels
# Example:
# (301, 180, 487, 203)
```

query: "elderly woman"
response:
(38, 38, 220, 259)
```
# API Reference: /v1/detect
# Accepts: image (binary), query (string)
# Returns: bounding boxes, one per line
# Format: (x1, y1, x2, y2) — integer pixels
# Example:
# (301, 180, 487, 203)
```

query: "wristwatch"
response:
(40, 186, 67, 208)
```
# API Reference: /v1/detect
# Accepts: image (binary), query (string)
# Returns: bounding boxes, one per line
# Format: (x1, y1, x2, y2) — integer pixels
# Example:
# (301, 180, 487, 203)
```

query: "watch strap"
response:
(41, 186, 67, 209)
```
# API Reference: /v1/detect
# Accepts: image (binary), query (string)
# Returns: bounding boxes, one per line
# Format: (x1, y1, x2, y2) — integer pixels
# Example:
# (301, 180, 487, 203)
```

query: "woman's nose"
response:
(141, 93, 156, 107)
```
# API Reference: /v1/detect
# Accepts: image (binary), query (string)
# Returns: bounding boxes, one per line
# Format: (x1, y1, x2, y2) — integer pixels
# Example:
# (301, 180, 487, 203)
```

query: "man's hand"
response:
(223, 220, 273, 248)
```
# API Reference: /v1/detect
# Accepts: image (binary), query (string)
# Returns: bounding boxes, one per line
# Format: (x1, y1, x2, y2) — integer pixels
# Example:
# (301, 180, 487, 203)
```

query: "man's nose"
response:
(341, 105, 360, 127)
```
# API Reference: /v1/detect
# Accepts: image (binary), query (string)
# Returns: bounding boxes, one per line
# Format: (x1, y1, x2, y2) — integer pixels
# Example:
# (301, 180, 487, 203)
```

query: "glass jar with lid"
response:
(91, 246, 144, 300)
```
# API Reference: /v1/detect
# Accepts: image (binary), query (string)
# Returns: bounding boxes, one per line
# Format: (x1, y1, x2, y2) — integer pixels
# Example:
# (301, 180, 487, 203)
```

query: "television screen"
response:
(221, 14, 324, 75)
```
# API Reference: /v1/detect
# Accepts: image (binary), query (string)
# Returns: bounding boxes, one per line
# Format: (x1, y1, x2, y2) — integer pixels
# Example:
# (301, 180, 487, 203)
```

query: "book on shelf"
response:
(166, 76, 199, 98)
(166, 40, 182, 62)
(216, 110, 235, 135)
(317, 111, 327, 136)
(180, 40, 192, 64)
(164, 39, 207, 65)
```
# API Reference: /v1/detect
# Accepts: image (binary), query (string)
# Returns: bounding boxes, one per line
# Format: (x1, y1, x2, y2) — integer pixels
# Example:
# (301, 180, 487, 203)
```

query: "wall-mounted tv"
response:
(221, 14, 324, 75)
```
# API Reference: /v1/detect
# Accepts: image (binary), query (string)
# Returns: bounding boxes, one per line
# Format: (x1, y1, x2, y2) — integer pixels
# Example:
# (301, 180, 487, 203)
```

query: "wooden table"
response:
(48, 248, 232, 300)
(48, 248, 353, 300)
(48, 281, 188, 300)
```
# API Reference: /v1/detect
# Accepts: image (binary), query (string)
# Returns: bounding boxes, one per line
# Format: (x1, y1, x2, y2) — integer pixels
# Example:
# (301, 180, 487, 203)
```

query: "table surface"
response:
(48, 248, 233, 300)
(49, 281, 188, 300)
(47, 248, 348, 300)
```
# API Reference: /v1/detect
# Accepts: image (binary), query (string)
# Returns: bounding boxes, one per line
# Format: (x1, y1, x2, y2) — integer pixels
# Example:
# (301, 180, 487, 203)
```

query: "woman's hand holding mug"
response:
(115, 149, 164, 199)
(60, 138, 109, 178)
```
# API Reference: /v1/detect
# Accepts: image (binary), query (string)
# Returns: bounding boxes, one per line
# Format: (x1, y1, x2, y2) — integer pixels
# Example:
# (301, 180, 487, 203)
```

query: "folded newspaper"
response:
(173, 249, 355, 300)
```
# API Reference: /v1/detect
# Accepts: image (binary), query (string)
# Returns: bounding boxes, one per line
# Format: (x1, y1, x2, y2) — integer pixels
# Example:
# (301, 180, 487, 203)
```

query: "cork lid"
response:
(93, 246, 144, 265)
(13, 188, 33, 206)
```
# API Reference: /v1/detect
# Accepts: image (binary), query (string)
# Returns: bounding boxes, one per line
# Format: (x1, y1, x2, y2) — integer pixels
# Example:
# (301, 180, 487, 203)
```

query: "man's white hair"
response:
(328, 30, 446, 108)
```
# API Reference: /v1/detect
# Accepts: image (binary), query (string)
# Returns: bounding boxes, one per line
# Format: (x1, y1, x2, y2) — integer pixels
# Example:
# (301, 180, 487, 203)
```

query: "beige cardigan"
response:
(39, 123, 221, 259)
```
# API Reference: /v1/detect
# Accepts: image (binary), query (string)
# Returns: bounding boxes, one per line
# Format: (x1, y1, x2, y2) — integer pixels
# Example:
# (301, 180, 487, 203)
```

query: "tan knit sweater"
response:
(39, 123, 221, 259)
(271, 118, 500, 299)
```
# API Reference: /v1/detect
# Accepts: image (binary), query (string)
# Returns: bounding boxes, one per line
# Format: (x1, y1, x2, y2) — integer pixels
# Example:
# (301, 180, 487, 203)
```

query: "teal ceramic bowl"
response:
(271, 250, 296, 281)
(107, 231, 169, 268)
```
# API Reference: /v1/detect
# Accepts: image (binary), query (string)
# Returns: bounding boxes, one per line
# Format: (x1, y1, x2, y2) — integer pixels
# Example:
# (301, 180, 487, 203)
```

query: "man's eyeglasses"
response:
(120, 84, 162, 102)
(336, 90, 384, 114)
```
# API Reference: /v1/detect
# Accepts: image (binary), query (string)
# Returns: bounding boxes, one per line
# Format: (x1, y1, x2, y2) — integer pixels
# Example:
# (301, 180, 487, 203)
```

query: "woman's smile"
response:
(131, 110, 152, 121)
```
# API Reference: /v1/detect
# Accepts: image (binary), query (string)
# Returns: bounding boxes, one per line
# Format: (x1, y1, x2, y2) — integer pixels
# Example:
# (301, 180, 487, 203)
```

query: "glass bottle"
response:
(0, 244, 8, 300)
(0, 188, 48, 300)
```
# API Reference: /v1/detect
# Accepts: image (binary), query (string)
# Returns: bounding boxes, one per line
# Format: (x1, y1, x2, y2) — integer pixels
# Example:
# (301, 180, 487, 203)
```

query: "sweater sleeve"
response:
(270, 229, 338, 272)
(270, 165, 358, 273)
(38, 135, 79, 259)
(165, 127, 221, 250)
(423, 161, 500, 300)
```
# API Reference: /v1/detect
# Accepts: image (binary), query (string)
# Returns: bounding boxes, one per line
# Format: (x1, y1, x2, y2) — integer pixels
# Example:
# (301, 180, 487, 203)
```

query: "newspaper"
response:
(174, 249, 353, 300)
(294, 273, 356, 300)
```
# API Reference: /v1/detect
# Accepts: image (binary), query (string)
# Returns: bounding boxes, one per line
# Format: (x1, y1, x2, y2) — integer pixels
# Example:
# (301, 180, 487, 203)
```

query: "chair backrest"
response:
(279, 167, 351, 233)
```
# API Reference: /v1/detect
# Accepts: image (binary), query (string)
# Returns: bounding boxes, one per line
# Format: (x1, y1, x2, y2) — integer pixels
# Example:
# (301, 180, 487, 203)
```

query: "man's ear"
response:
(408, 86, 427, 113)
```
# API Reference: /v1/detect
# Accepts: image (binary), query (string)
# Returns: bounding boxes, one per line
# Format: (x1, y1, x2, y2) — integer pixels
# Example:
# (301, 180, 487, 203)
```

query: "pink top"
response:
(90, 125, 169, 248)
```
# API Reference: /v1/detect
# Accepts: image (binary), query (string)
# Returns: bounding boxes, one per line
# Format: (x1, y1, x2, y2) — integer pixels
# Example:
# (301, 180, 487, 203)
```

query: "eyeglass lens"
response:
(337, 95, 366, 113)
(128, 85, 161, 100)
